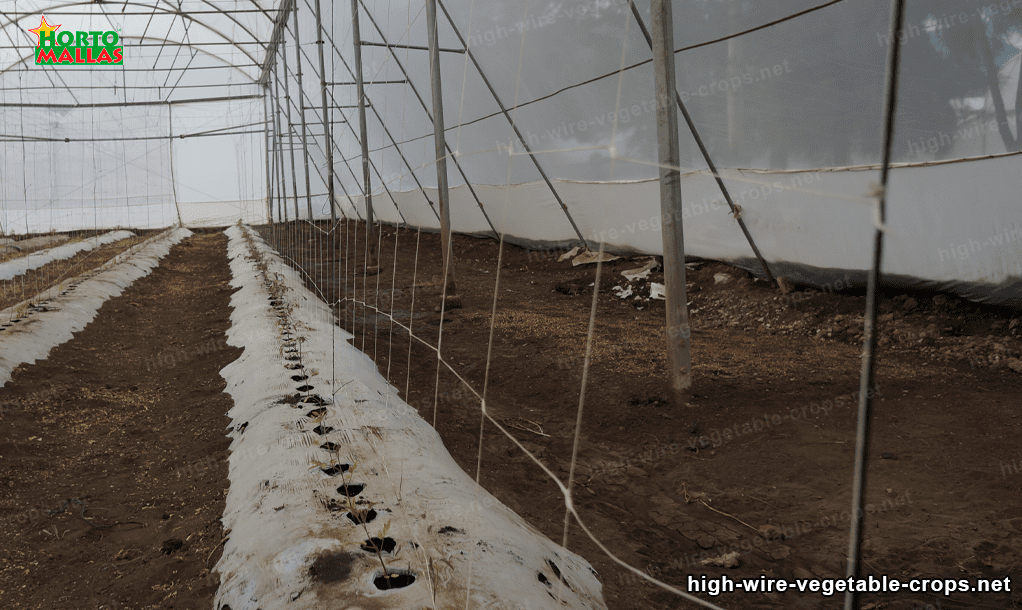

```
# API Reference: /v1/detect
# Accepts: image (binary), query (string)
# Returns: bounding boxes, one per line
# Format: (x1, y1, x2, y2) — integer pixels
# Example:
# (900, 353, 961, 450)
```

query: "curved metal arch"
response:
(0, 0, 270, 70)
(0, 32, 261, 83)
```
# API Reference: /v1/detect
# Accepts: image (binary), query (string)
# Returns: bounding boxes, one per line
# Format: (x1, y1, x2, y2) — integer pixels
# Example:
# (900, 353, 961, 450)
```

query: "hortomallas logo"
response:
(28, 15, 123, 65)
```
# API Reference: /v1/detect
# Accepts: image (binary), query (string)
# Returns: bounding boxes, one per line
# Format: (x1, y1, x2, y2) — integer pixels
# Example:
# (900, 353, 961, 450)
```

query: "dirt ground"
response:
(0, 232, 156, 314)
(0, 232, 239, 610)
(258, 220, 1022, 610)
(0, 222, 1017, 610)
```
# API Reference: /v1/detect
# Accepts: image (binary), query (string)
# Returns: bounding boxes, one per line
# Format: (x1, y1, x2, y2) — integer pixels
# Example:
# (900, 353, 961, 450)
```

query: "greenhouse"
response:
(0, 1, 1019, 609)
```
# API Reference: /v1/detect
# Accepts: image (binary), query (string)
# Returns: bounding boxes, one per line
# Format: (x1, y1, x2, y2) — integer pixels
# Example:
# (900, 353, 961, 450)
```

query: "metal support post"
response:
(436, 0, 588, 249)
(357, 1, 496, 235)
(275, 47, 300, 221)
(627, 0, 774, 284)
(290, 5, 315, 221)
(650, 0, 691, 406)
(350, 0, 378, 269)
(271, 59, 290, 222)
(312, 0, 336, 222)
(426, 0, 456, 293)
(844, 2, 906, 608)
(263, 92, 273, 224)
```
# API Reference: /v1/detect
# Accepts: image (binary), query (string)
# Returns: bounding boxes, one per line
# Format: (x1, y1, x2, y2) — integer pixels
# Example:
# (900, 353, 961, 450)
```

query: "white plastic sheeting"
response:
(338, 155, 1022, 306)
(0, 230, 135, 281)
(215, 225, 605, 610)
(0, 227, 192, 388)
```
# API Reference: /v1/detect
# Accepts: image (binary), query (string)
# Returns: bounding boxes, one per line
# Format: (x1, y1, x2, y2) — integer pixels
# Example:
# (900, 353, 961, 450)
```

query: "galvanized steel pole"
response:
(312, 0, 336, 223)
(426, 0, 456, 294)
(262, 92, 273, 224)
(290, 5, 315, 221)
(278, 26, 301, 220)
(627, 0, 775, 285)
(650, 0, 692, 405)
(350, 0, 378, 269)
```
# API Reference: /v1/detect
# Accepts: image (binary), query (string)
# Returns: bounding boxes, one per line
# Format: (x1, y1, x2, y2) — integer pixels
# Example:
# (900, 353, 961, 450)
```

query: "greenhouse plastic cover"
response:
(1, 1, 1020, 303)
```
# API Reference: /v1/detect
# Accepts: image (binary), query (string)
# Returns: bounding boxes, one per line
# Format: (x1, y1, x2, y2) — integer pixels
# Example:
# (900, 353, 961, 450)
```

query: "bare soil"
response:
(0, 221, 1018, 610)
(258, 220, 1022, 610)
(0, 232, 239, 610)
(0, 232, 157, 314)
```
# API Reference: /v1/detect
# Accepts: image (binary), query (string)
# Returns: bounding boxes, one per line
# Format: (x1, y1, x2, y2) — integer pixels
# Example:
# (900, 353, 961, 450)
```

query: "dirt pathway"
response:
(0, 231, 239, 610)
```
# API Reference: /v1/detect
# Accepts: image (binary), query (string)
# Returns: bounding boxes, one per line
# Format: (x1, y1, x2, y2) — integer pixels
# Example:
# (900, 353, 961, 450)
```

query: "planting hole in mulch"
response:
(360, 537, 396, 554)
(285, 363, 302, 370)
(308, 550, 355, 584)
(345, 509, 377, 525)
(285, 355, 301, 361)
(296, 384, 314, 392)
(336, 482, 364, 497)
(301, 395, 327, 405)
(320, 442, 342, 452)
(305, 407, 326, 419)
(312, 425, 334, 435)
(321, 464, 349, 476)
(291, 374, 309, 381)
(373, 570, 415, 591)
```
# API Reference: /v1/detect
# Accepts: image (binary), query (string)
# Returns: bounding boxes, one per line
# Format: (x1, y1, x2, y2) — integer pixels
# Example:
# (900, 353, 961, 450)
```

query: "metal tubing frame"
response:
(277, 30, 302, 220)
(627, 0, 775, 285)
(290, 3, 315, 221)
(357, 0, 496, 236)
(312, 0, 336, 222)
(650, 0, 692, 404)
(426, 0, 456, 291)
(350, 0, 377, 265)
(844, 1, 906, 608)
(310, 11, 438, 223)
(436, 0, 588, 249)
(263, 93, 273, 223)
(270, 68, 289, 222)
(167, 104, 185, 226)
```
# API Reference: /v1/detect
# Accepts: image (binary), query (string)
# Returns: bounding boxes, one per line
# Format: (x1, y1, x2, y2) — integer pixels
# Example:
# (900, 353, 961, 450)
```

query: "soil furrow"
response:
(0, 231, 239, 610)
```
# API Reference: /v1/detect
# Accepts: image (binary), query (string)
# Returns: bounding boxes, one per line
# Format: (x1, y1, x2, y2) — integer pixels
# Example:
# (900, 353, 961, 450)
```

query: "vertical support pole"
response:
(425, 0, 455, 293)
(271, 60, 290, 222)
(291, 4, 315, 221)
(312, 0, 336, 223)
(263, 92, 273, 224)
(627, 1, 774, 285)
(650, 0, 691, 406)
(279, 32, 301, 220)
(350, 0, 377, 269)
(844, 1, 905, 608)
(167, 104, 184, 227)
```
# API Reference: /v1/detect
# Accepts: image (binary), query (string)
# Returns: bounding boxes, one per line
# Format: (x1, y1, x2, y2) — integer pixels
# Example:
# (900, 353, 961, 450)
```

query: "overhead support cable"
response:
(357, 40, 464, 54)
(436, 0, 588, 249)
(843, 1, 906, 609)
(0, 94, 263, 108)
(356, 0, 495, 235)
(326, 80, 407, 85)
(627, 1, 775, 284)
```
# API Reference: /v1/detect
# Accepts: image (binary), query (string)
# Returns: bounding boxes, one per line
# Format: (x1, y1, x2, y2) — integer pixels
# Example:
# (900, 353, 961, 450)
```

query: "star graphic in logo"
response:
(28, 15, 61, 45)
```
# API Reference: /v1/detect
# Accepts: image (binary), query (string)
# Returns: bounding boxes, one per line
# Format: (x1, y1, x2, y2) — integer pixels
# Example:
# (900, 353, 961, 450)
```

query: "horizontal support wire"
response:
(357, 40, 464, 53)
